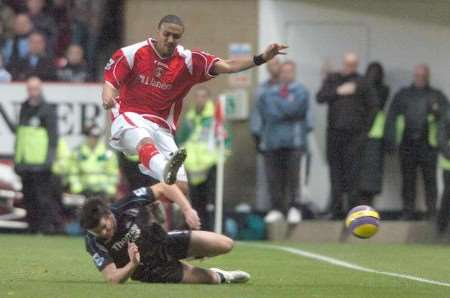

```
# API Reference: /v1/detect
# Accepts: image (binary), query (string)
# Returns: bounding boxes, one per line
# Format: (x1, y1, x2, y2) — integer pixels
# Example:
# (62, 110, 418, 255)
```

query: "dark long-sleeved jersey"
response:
(85, 187, 155, 271)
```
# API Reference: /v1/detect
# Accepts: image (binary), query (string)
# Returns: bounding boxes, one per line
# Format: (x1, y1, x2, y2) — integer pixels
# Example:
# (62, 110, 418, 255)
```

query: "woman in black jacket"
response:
(359, 62, 390, 206)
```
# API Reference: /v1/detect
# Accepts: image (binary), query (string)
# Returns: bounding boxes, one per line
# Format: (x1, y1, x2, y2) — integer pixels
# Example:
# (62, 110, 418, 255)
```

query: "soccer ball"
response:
(345, 205, 380, 239)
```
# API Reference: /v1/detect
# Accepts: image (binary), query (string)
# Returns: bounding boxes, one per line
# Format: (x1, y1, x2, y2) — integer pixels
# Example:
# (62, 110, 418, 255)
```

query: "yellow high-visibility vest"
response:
(68, 142, 119, 196)
(15, 126, 49, 165)
(183, 101, 220, 185)
(368, 111, 385, 139)
(52, 138, 71, 175)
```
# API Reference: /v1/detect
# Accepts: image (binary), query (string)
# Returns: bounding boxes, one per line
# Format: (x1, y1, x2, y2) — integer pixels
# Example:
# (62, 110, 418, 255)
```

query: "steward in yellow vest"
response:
(52, 138, 71, 185)
(177, 100, 230, 185)
(176, 87, 231, 230)
(68, 125, 119, 199)
(384, 65, 449, 220)
(14, 76, 60, 234)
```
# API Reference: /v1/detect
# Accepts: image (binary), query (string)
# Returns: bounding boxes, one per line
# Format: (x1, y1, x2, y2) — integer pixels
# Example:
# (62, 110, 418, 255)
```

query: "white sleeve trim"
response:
(121, 40, 147, 69)
(112, 55, 126, 88)
(176, 45, 193, 74)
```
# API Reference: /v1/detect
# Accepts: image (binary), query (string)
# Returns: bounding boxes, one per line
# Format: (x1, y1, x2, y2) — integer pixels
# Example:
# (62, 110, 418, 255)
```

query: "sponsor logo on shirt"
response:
(105, 58, 115, 70)
(111, 224, 141, 251)
(133, 187, 148, 197)
(138, 74, 172, 90)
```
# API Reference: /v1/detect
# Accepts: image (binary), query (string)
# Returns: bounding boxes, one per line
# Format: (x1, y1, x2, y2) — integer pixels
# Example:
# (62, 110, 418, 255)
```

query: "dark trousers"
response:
(399, 140, 437, 218)
(189, 166, 216, 231)
(21, 171, 61, 234)
(327, 129, 366, 216)
(264, 148, 302, 215)
(437, 170, 450, 232)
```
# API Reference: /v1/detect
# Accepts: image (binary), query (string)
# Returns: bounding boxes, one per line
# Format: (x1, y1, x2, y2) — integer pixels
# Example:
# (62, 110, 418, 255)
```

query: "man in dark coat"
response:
(316, 53, 378, 219)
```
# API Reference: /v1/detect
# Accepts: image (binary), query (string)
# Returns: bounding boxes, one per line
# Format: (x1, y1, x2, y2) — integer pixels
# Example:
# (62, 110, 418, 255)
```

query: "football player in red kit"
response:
(102, 14, 287, 195)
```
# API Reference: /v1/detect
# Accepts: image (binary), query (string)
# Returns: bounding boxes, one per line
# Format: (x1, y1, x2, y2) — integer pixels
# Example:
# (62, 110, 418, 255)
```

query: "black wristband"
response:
(253, 54, 266, 66)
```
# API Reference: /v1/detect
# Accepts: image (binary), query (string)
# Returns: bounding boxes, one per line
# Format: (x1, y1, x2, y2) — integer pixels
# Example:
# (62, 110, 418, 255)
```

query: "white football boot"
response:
(264, 210, 284, 223)
(210, 268, 251, 284)
(162, 148, 187, 185)
(287, 207, 302, 224)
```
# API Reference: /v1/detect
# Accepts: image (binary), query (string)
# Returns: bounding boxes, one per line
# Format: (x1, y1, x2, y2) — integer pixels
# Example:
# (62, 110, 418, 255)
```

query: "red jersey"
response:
(104, 38, 220, 130)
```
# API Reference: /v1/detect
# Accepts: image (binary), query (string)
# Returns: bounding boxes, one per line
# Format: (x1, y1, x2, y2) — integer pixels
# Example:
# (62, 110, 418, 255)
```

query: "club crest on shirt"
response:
(154, 66, 164, 78)
(154, 60, 169, 69)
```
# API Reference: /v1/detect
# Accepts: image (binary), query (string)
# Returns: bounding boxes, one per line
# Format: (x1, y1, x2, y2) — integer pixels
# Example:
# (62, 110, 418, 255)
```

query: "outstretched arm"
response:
(213, 43, 288, 74)
(151, 183, 201, 230)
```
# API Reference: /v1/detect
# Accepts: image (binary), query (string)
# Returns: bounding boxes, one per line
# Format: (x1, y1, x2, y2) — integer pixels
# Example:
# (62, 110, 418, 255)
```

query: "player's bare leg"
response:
(183, 231, 250, 284)
(187, 231, 233, 258)
(181, 263, 220, 284)
(181, 263, 250, 284)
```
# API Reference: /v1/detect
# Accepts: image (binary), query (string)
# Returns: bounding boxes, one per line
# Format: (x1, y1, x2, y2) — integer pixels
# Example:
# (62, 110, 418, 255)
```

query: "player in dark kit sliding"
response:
(80, 182, 250, 284)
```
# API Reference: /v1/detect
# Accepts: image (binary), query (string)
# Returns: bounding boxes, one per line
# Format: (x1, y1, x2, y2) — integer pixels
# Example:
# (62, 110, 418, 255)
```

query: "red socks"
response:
(138, 143, 159, 169)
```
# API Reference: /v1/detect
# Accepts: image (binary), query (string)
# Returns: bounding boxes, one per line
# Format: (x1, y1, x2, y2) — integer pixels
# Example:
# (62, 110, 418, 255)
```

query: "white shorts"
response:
(110, 112, 187, 182)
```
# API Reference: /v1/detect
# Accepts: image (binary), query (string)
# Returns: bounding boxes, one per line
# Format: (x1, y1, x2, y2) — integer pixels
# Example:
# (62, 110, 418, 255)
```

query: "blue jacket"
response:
(2, 37, 29, 65)
(252, 81, 310, 151)
(250, 80, 275, 142)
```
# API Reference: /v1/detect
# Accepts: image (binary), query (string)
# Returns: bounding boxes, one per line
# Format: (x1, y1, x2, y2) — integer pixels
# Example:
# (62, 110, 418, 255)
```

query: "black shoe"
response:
(163, 148, 187, 185)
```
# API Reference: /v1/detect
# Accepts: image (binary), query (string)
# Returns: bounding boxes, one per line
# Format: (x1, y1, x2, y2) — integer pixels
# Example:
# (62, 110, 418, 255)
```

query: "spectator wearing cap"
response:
(68, 124, 119, 200)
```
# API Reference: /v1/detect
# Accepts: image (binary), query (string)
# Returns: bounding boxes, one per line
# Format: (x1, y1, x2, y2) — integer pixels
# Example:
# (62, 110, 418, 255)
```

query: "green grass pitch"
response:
(1, 234, 450, 298)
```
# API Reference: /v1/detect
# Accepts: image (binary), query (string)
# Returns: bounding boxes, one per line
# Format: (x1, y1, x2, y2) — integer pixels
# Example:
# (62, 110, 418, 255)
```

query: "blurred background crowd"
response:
(0, 0, 122, 83)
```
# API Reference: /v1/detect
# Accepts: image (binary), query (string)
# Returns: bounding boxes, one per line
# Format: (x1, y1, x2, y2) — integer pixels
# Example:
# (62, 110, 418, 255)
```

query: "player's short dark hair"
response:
(79, 199, 111, 230)
(158, 14, 184, 29)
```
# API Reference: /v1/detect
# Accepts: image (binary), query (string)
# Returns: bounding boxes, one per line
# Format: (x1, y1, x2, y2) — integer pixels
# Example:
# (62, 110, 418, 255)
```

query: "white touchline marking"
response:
(244, 243, 450, 288)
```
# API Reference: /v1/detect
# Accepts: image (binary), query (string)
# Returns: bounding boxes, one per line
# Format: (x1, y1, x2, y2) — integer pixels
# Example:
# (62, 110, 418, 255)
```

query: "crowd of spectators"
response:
(252, 53, 450, 230)
(0, 0, 119, 82)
